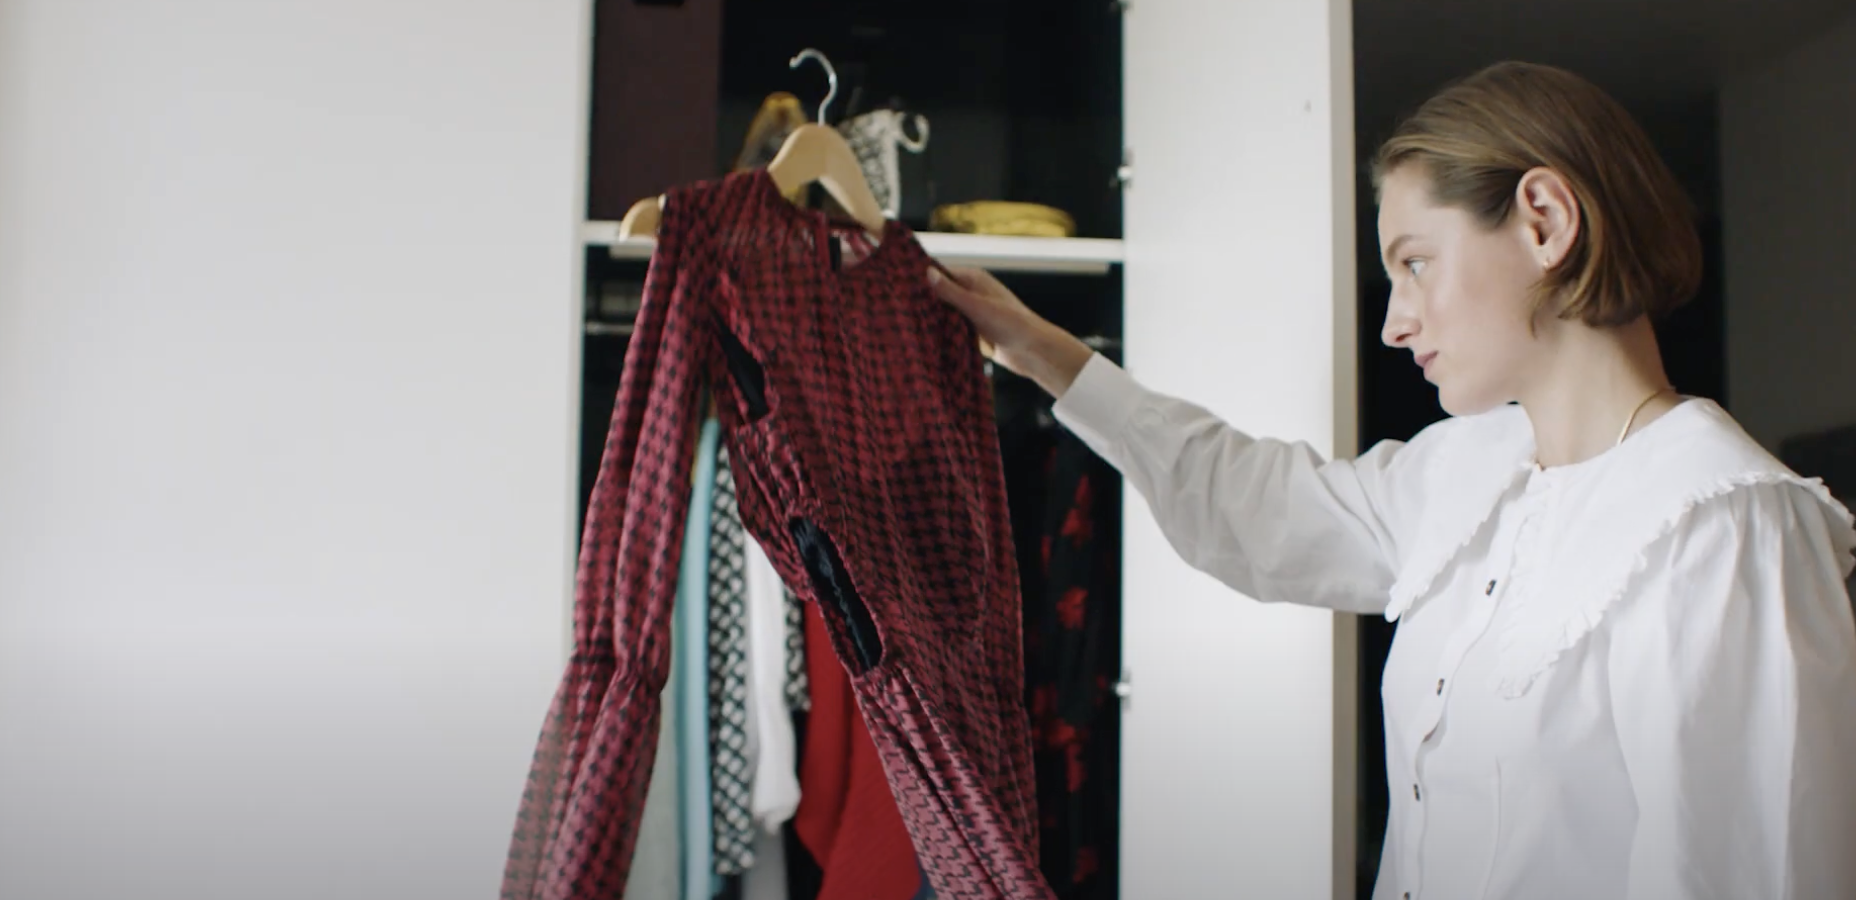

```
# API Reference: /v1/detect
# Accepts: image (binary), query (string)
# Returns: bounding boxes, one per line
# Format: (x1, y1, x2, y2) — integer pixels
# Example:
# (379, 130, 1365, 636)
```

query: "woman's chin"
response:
(1436, 382, 1506, 419)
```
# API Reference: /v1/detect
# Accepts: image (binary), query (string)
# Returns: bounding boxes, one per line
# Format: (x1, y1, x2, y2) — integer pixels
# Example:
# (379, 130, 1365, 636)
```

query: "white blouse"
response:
(1052, 354, 1856, 900)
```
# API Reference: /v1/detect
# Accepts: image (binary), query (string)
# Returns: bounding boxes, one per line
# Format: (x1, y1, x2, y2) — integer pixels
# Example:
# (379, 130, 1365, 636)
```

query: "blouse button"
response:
(1413, 783, 1422, 801)
(1485, 579, 1497, 596)
(1435, 678, 1444, 695)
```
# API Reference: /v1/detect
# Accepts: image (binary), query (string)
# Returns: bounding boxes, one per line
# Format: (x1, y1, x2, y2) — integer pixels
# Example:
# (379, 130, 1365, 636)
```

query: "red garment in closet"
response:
(793, 600, 922, 900)
(501, 168, 1050, 900)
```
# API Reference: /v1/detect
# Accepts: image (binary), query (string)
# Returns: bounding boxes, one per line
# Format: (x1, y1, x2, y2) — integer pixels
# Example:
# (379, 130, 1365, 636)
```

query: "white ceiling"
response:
(1354, 0, 1856, 125)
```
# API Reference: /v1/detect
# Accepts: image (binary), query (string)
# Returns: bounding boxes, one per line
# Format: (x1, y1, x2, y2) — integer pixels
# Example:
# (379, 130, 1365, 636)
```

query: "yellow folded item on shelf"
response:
(930, 201, 1076, 238)
(735, 92, 810, 205)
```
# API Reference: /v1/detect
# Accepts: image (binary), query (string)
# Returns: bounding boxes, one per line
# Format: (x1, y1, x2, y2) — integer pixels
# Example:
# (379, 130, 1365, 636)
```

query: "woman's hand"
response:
(930, 266, 1094, 398)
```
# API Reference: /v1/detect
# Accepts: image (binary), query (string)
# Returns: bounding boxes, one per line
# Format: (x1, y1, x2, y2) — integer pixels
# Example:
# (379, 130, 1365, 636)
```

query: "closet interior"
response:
(577, 1, 1130, 897)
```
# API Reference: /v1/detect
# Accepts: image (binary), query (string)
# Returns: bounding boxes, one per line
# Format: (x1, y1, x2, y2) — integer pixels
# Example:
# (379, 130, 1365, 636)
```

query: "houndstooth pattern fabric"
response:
(708, 445, 756, 876)
(503, 168, 1050, 900)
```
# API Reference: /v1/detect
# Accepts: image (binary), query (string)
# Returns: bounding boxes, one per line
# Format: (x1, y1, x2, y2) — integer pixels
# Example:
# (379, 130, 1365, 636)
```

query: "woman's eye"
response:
(1404, 258, 1427, 277)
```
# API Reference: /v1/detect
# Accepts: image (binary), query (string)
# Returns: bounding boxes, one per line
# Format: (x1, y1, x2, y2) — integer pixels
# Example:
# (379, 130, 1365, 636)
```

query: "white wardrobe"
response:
(1115, 5, 1358, 898)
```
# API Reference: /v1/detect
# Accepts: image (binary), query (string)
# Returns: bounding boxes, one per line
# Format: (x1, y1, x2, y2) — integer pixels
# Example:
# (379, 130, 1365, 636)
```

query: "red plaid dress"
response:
(503, 169, 1052, 900)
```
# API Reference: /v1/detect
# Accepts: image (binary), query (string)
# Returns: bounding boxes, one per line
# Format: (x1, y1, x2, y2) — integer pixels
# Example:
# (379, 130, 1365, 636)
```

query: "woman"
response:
(933, 62, 1856, 899)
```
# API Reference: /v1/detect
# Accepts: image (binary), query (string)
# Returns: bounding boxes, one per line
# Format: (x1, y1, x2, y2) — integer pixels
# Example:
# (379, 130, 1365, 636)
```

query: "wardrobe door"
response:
(1118, 2, 1359, 898)
(585, 0, 721, 220)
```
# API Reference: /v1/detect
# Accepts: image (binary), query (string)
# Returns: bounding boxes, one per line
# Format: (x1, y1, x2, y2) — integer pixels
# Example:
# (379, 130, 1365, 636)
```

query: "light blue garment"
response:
(626, 671, 681, 899)
(676, 419, 721, 900)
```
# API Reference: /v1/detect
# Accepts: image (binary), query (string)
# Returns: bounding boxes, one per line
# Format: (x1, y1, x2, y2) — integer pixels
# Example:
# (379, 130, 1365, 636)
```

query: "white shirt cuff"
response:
(1052, 353, 1147, 455)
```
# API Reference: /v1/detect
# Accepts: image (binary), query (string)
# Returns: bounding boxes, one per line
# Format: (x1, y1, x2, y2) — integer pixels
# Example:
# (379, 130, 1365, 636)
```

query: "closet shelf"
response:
(580, 221, 1124, 275)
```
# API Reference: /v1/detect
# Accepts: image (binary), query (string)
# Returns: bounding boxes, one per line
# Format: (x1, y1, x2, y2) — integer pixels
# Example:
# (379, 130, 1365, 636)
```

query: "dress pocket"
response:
(712, 312, 770, 421)
(788, 516, 886, 676)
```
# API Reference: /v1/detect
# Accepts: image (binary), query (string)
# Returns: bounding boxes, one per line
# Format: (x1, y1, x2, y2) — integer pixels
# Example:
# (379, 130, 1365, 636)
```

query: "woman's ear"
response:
(1514, 167, 1581, 271)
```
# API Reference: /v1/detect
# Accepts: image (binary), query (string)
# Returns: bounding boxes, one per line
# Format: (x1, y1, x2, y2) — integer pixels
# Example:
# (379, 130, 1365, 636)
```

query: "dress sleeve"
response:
(1605, 481, 1856, 900)
(503, 178, 722, 900)
(1051, 354, 1430, 614)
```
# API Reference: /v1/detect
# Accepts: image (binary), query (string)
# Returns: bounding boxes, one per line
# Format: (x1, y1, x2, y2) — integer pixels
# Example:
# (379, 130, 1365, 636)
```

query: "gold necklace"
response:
(1616, 386, 1674, 446)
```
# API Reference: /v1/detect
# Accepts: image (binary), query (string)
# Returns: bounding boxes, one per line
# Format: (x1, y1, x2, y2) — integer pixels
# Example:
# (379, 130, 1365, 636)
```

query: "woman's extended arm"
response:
(933, 266, 1423, 614)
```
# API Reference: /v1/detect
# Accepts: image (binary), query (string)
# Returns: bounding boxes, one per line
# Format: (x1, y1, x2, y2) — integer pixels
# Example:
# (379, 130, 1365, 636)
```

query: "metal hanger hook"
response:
(789, 48, 839, 125)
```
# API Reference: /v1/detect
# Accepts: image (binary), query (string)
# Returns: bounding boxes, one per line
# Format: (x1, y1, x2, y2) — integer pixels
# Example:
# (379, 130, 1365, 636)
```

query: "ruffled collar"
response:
(1382, 398, 1853, 697)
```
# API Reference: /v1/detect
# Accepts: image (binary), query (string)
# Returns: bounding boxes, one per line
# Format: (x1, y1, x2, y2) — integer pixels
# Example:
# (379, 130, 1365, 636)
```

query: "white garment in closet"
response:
(744, 538, 802, 829)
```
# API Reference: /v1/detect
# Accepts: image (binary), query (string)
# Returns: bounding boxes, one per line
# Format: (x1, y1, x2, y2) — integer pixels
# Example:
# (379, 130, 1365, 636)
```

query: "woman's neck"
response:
(1517, 317, 1679, 468)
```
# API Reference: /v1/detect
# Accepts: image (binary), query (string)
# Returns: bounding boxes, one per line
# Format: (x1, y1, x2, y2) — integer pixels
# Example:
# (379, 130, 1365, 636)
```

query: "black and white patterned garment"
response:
(836, 109, 929, 220)
(783, 584, 809, 713)
(707, 445, 755, 876)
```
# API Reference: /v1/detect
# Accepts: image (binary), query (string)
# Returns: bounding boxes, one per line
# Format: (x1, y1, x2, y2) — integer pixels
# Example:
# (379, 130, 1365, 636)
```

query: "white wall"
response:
(1721, 7, 1856, 450)
(1120, 0, 1356, 897)
(0, 3, 590, 898)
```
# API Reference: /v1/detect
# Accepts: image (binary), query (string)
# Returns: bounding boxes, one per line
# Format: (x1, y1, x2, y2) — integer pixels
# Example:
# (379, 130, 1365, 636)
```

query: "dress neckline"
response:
(746, 167, 921, 282)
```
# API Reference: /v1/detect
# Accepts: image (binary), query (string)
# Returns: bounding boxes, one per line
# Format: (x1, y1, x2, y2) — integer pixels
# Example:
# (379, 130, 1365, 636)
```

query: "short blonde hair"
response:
(1372, 61, 1703, 327)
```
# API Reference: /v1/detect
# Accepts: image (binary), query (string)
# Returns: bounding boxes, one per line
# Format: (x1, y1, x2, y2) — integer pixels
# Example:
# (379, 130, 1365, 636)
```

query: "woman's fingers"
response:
(928, 266, 977, 312)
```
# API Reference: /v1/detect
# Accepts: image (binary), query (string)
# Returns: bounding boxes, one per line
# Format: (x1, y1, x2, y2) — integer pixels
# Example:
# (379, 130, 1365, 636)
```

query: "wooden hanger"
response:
(617, 125, 887, 242)
(765, 122, 886, 236)
(619, 48, 887, 242)
(617, 195, 662, 240)
(614, 50, 960, 350)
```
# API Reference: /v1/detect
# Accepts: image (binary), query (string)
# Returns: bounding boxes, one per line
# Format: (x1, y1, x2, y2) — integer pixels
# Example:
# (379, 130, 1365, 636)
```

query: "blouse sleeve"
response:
(1606, 481, 1856, 900)
(1051, 353, 1428, 615)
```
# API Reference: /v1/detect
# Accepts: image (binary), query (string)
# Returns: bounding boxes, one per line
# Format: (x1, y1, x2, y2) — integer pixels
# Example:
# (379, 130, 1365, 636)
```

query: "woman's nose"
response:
(1381, 302, 1418, 348)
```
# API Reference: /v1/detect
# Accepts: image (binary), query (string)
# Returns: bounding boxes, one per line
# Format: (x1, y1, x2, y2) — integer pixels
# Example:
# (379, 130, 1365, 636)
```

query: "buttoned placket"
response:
(1400, 470, 1553, 900)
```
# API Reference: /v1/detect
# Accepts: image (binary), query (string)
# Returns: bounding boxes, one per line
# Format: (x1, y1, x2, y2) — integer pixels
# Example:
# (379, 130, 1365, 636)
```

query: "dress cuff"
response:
(1051, 353, 1147, 454)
